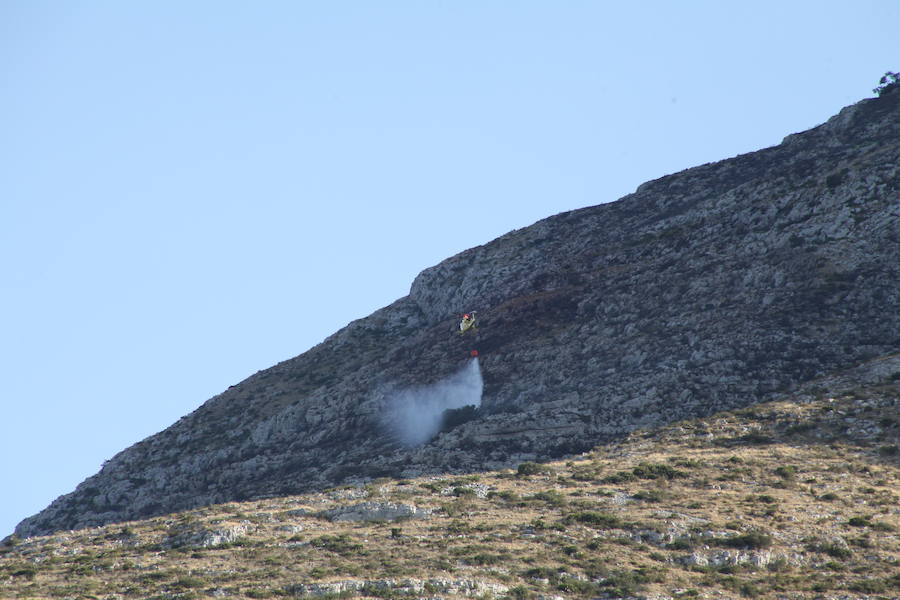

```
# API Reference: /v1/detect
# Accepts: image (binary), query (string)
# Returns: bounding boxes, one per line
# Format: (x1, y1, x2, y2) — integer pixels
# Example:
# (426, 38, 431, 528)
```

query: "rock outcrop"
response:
(321, 502, 433, 523)
(16, 89, 900, 538)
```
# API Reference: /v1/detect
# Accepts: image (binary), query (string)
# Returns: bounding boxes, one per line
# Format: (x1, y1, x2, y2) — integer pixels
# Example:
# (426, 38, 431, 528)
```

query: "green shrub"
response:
(439, 405, 479, 432)
(504, 585, 534, 600)
(873, 71, 900, 96)
(598, 567, 663, 596)
(736, 432, 775, 445)
(467, 552, 505, 566)
(666, 535, 700, 550)
(172, 575, 208, 589)
(849, 578, 886, 594)
(309, 534, 364, 556)
(9, 564, 37, 580)
(887, 573, 900, 590)
(766, 557, 792, 573)
(820, 543, 852, 559)
(529, 490, 566, 507)
(847, 516, 871, 527)
(571, 467, 600, 481)
(601, 471, 636, 484)
(632, 489, 668, 503)
(517, 462, 551, 476)
(774, 465, 797, 480)
(564, 511, 622, 528)
(556, 578, 599, 595)
(671, 457, 704, 468)
(632, 462, 686, 480)
(523, 566, 561, 580)
(718, 530, 773, 549)
(443, 498, 475, 517)
(871, 520, 896, 532)
(602, 462, 685, 484)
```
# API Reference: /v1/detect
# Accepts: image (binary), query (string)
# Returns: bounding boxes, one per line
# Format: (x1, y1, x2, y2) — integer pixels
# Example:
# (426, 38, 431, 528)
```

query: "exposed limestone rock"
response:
(678, 549, 792, 569)
(16, 90, 900, 538)
(284, 578, 509, 598)
(163, 522, 250, 549)
(321, 501, 432, 522)
(439, 482, 492, 499)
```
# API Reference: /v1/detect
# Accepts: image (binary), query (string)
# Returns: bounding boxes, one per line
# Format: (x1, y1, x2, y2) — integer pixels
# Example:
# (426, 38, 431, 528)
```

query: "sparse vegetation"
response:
(2, 387, 897, 599)
(516, 462, 552, 477)
(602, 461, 686, 484)
(717, 530, 773, 550)
(873, 70, 900, 96)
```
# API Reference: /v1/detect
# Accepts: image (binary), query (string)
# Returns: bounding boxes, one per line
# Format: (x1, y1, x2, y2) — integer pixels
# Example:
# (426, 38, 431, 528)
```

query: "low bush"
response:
(809, 541, 852, 559)
(563, 511, 622, 529)
(528, 490, 566, 507)
(717, 530, 773, 550)
(774, 465, 797, 480)
(603, 462, 686, 484)
(309, 534, 364, 556)
(517, 462, 552, 476)
(632, 489, 669, 503)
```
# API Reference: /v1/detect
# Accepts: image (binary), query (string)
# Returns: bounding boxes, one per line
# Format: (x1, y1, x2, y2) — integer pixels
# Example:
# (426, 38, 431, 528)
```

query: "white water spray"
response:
(385, 358, 483, 446)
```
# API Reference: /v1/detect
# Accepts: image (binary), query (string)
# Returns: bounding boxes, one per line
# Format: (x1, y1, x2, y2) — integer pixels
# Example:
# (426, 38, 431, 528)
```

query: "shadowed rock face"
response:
(17, 90, 900, 538)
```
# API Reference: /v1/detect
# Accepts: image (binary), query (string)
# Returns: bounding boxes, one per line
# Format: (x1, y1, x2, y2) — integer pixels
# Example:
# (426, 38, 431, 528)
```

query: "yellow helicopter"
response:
(458, 311, 477, 334)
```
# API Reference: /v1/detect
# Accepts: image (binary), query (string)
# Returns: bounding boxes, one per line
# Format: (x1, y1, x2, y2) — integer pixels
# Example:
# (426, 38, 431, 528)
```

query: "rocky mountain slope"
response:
(3, 362, 897, 599)
(16, 88, 900, 538)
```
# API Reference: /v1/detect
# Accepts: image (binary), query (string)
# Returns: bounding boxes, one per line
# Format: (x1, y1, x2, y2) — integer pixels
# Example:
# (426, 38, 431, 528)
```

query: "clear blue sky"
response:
(2, 1, 897, 537)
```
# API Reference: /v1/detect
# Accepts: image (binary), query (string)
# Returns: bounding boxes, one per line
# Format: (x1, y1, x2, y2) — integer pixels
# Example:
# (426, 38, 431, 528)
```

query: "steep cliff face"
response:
(17, 90, 900, 537)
